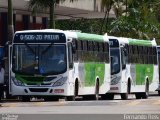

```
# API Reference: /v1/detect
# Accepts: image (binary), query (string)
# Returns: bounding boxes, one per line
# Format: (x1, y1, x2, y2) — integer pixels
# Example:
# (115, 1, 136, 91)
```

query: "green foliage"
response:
(109, 0, 160, 41)
(28, 0, 160, 43)
(56, 19, 104, 34)
(109, 7, 160, 39)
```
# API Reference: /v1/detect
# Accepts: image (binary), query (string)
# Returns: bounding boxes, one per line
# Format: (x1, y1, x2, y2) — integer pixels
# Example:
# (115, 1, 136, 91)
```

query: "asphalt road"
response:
(0, 94, 160, 120)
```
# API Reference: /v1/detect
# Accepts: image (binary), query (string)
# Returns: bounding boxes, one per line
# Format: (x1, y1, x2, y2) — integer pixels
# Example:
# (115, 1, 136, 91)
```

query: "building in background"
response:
(0, 0, 115, 46)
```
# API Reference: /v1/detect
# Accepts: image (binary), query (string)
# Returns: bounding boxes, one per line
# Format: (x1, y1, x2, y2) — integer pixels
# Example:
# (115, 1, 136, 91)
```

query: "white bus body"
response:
(107, 36, 159, 99)
(9, 29, 111, 101)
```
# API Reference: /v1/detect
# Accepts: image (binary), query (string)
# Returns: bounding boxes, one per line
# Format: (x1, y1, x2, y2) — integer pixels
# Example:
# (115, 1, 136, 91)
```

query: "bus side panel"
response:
(84, 62, 105, 86)
(149, 65, 159, 91)
(99, 63, 111, 94)
(131, 64, 156, 92)
(136, 64, 153, 85)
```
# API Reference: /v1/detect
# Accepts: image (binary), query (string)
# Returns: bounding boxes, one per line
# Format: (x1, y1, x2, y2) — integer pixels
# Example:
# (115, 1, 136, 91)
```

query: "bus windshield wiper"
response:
(41, 43, 54, 55)
(24, 42, 35, 54)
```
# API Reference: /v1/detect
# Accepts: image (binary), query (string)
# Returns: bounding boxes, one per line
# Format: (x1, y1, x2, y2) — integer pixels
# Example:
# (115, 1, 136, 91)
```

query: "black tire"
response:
(66, 96, 75, 101)
(44, 96, 59, 101)
(141, 92, 149, 99)
(4, 87, 13, 99)
(128, 80, 131, 94)
(95, 81, 99, 100)
(69, 79, 79, 101)
(83, 95, 95, 101)
(102, 93, 114, 100)
(121, 93, 128, 100)
(135, 93, 142, 99)
(158, 91, 160, 96)
(101, 94, 108, 100)
(22, 96, 30, 102)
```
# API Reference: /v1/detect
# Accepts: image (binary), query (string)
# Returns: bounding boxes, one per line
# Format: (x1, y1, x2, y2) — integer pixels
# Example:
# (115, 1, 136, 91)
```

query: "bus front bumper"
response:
(10, 83, 69, 96)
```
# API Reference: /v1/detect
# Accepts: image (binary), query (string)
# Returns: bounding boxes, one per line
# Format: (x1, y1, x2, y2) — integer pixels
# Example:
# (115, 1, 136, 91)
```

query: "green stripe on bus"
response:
(136, 64, 153, 85)
(129, 39, 152, 46)
(15, 74, 44, 84)
(84, 63, 105, 86)
(76, 32, 104, 41)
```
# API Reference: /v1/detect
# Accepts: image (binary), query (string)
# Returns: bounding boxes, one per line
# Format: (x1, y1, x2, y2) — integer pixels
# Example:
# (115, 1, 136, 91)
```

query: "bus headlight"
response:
(12, 77, 24, 86)
(53, 77, 67, 87)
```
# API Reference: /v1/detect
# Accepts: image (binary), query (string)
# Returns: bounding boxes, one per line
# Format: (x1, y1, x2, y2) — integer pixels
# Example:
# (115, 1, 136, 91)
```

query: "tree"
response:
(100, 0, 124, 34)
(109, 0, 160, 39)
(100, 0, 114, 34)
(8, 0, 14, 43)
(28, 0, 77, 29)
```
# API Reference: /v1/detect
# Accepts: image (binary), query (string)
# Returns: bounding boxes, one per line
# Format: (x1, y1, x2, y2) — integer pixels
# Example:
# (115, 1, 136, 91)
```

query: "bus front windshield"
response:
(110, 48, 120, 75)
(12, 44, 67, 75)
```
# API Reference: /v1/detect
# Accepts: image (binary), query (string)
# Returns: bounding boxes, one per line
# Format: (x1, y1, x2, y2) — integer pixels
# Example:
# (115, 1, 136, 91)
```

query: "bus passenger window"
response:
(121, 47, 126, 69)
(104, 42, 109, 63)
(68, 42, 73, 69)
(72, 39, 78, 62)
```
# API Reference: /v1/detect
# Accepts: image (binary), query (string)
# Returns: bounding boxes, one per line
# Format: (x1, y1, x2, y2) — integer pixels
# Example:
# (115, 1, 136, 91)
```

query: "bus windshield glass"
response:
(110, 48, 120, 75)
(12, 44, 67, 75)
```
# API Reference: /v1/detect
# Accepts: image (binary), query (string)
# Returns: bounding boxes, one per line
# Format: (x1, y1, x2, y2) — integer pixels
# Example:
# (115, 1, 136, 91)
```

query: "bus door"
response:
(109, 39, 121, 86)
(157, 47, 160, 82)
(120, 46, 127, 70)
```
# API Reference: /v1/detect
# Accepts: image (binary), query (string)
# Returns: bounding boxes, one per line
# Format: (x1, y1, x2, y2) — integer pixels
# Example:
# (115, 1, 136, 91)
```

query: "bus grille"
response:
(26, 83, 52, 86)
(29, 88, 48, 92)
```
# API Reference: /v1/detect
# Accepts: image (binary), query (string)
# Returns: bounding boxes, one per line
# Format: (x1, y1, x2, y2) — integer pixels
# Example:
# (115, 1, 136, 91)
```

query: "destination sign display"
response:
(109, 39, 119, 47)
(14, 32, 66, 43)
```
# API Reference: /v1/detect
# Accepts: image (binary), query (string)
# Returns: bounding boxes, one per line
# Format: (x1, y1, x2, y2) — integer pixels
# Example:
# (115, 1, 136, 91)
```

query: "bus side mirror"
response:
(124, 48, 128, 56)
(5, 41, 11, 46)
(111, 57, 113, 64)
(72, 44, 76, 54)
(68, 42, 74, 69)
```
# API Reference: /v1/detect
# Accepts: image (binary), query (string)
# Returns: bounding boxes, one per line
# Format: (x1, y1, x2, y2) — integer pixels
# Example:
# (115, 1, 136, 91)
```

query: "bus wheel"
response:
(94, 80, 99, 100)
(66, 96, 75, 101)
(135, 93, 142, 99)
(158, 91, 160, 96)
(21, 96, 30, 102)
(101, 93, 114, 100)
(83, 95, 95, 100)
(121, 93, 128, 100)
(44, 96, 59, 101)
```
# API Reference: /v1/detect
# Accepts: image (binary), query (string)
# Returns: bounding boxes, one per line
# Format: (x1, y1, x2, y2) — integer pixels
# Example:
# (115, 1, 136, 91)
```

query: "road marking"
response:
(57, 101, 67, 106)
(127, 101, 141, 106)
(33, 102, 45, 106)
(153, 100, 160, 105)
(55, 99, 67, 106)
(5, 103, 18, 107)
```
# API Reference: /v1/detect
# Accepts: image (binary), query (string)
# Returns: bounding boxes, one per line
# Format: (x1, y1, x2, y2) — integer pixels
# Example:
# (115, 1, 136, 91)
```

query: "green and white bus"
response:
(107, 36, 159, 99)
(156, 46, 160, 96)
(9, 29, 111, 101)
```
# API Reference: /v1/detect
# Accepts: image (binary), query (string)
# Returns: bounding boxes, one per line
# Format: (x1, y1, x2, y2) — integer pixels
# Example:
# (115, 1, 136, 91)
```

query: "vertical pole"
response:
(94, 0, 96, 11)
(8, 0, 14, 43)
(5, 0, 14, 98)
(49, 0, 55, 28)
